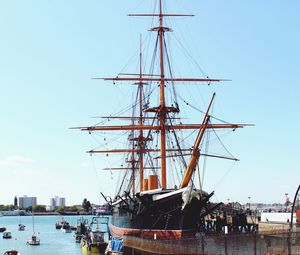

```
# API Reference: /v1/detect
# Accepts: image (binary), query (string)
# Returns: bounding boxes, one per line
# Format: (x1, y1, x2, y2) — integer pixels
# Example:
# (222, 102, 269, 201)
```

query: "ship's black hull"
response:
(110, 188, 221, 238)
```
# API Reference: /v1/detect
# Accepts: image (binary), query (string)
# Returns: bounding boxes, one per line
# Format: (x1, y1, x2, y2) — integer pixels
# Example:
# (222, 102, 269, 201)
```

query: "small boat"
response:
(55, 217, 69, 229)
(70, 225, 77, 231)
(80, 217, 110, 254)
(73, 217, 89, 243)
(3, 231, 12, 239)
(26, 234, 40, 245)
(3, 250, 20, 255)
(18, 224, 25, 231)
(27, 208, 40, 245)
(81, 231, 108, 254)
(18, 214, 25, 231)
(62, 222, 72, 233)
(0, 227, 6, 232)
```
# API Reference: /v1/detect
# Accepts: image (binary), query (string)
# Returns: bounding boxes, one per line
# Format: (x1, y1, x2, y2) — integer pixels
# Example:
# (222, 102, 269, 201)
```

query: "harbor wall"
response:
(123, 230, 300, 255)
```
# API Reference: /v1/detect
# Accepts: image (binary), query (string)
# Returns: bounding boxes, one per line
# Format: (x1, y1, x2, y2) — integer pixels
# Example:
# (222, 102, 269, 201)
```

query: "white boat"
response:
(26, 234, 40, 245)
(3, 231, 12, 239)
(27, 209, 40, 245)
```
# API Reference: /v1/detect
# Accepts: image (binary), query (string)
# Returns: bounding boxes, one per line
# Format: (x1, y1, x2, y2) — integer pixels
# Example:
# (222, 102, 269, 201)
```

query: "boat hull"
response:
(109, 189, 219, 240)
(3, 251, 19, 255)
(110, 223, 184, 239)
(81, 242, 108, 254)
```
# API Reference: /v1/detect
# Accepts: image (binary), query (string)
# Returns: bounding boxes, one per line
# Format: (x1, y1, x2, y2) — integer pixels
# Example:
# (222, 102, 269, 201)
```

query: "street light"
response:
(248, 196, 251, 210)
(285, 193, 288, 211)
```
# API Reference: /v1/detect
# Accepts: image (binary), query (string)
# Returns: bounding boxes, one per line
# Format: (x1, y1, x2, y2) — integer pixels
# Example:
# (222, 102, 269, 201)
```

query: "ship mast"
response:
(158, 0, 167, 189)
(75, 1, 252, 192)
(138, 35, 145, 192)
(131, 107, 136, 195)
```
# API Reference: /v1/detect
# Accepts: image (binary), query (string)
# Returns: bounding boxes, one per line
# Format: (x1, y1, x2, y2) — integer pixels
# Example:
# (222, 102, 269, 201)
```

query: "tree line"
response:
(0, 198, 93, 213)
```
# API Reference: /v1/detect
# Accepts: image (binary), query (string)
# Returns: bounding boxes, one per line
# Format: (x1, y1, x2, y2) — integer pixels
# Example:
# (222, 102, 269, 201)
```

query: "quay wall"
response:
(123, 230, 300, 255)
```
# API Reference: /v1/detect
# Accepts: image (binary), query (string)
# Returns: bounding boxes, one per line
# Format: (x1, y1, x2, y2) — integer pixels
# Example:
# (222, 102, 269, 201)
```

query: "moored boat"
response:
(81, 232, 108, 254)
(80, 217, 110, 254)
(18, 224, 25, 231)
(3, 231, 12, 239)
(0, 227, 6, 232)
(61, 221, 72, 233)
(27, 208, 40, 245)
(26, 234, 40, 246)
(73, 217, 89, 243)
(2, 250, 20, 255)
(55, 217, 69, 229)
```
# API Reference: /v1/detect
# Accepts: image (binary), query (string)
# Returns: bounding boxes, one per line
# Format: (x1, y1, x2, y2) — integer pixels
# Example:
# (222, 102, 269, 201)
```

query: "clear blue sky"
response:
(0, 0, 299, 206)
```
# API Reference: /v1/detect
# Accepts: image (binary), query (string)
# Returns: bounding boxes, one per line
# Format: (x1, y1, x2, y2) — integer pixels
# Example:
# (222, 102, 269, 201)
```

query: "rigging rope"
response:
(212, 161, 237, 190)
(212, 128, 236, 159)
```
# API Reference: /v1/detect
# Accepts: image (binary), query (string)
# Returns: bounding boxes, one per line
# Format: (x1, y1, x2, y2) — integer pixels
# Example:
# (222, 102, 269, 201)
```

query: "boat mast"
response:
(75, 2, 252, 193)
(138, 35, 145, 192)
(131, 108, 135, 195)
(180, 93, 215, 189)
(158, 0, 167, 189)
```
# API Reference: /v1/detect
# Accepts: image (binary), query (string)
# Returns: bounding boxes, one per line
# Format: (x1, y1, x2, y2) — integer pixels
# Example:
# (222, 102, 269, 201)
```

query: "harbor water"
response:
(0, 215, 101, 255)
(1, 215, 300, 254)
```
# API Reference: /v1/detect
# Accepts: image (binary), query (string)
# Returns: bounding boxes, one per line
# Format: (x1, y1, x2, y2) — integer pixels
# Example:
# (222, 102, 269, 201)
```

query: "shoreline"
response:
(0, 211, 93, 216)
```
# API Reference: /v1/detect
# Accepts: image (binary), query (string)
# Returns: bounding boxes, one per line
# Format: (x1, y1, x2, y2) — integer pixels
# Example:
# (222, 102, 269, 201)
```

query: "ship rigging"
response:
(75, 0, 252, 239)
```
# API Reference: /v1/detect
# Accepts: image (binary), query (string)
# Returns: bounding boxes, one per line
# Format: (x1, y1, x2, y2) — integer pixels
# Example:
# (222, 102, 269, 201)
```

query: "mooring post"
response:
(201, 234, 205, 254)
(253, 231, 257, 255)
(287, 230, 292, 255)
(224, 234, 228, 255)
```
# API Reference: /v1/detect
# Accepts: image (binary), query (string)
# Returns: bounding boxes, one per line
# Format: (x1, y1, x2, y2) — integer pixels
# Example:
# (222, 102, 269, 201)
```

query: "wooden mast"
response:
(75, 2, 253, 194)
(138, 34, 144, 192)
(131, 107, 135, 195)
(180, 93, 215, 189)
(158, 0, 167, 189)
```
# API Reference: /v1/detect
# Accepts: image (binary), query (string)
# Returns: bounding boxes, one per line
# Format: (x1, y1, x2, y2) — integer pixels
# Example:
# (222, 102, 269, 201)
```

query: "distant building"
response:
(49, 196, 66, 210)
(14, 196, 18, 208)
(19, 196, 37, 209)
(58, 197, 66, 207)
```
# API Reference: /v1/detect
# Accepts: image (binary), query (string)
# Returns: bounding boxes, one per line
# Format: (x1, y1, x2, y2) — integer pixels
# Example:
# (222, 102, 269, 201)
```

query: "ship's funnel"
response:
(143, 179, 149, 191)
(148, 175, 158, 190)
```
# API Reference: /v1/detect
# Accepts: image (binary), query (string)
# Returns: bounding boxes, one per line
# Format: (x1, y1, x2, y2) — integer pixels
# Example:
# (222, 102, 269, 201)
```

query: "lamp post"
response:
(285, 193, 288, 211)
(248, 196, 251, 210)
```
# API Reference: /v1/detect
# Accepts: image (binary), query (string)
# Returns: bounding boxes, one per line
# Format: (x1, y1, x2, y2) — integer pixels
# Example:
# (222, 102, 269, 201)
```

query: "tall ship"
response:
(76, 0, 250, 239)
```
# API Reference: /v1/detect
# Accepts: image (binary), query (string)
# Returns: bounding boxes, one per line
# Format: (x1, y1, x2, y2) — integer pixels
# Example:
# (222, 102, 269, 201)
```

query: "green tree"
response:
(33, 205, 46, 212)
(82, 198, 91, 212)
(68, 205, 79, 212)
(0, 205, 15, 211)
(55, 205, 65, 214)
